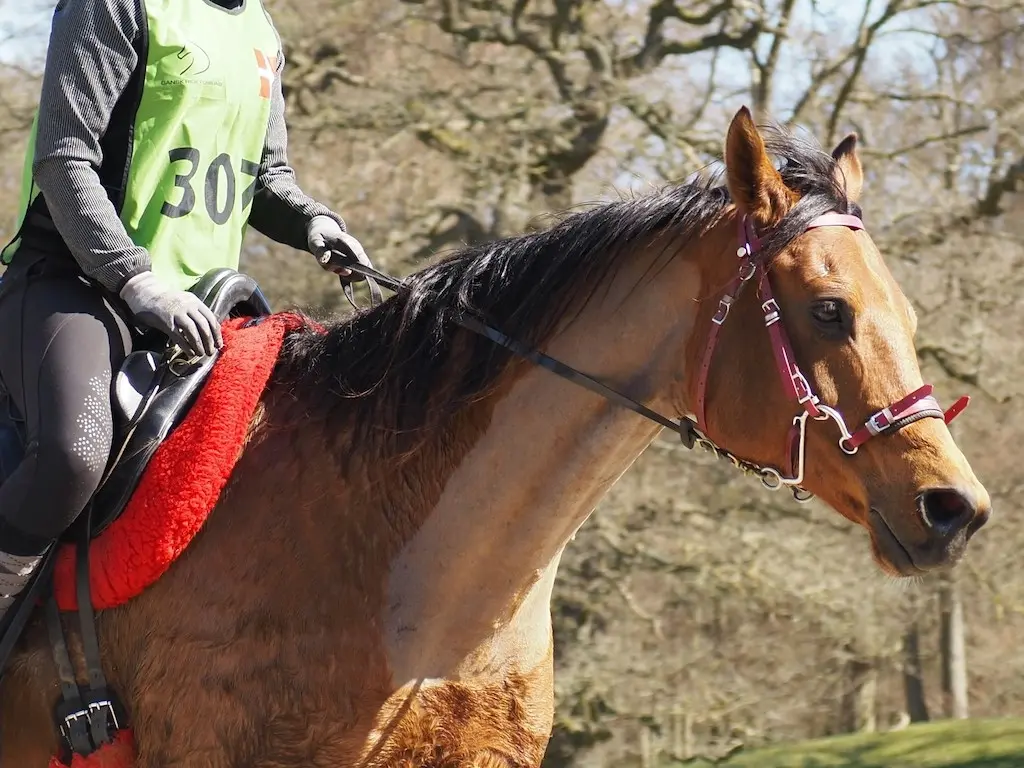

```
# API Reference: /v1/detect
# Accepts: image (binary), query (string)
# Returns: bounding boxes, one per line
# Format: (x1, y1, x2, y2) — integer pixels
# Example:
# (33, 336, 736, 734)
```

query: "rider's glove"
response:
(119, 271, 223, 358)
(306, 215, 371, 283)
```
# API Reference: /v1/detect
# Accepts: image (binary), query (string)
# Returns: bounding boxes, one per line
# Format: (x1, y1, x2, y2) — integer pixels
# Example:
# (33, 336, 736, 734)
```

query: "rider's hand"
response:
(306, 215, 371, 283)
(119, 271, 223, 357)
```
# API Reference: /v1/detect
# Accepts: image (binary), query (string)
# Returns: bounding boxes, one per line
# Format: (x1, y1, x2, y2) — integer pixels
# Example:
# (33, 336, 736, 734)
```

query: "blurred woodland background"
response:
(1, 1, 1023, 765)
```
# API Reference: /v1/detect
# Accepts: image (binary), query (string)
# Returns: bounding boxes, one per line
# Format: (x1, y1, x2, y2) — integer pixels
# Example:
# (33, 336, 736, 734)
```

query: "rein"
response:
(325, 210, 969, 503)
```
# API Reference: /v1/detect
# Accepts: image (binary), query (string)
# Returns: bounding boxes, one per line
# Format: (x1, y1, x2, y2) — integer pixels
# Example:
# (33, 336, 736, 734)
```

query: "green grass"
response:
(671, 718, 1024, 768)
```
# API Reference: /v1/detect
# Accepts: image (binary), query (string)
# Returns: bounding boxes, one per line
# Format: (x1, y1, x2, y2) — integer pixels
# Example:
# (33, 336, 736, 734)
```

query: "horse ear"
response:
(831, 132, 863, 202)
(724, 106, 795, 227)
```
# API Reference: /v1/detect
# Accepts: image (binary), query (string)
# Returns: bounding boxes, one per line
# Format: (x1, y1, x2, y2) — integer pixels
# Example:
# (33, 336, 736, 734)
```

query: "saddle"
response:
(0, 267, 271, 694)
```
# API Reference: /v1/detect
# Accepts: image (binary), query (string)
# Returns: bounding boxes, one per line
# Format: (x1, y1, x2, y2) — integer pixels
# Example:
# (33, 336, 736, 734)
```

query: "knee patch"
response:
(34, 435, 110, 525)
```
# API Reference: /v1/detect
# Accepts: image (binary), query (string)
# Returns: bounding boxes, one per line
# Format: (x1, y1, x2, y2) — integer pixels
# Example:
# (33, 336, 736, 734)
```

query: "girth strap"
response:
(46, 503, 126, 761)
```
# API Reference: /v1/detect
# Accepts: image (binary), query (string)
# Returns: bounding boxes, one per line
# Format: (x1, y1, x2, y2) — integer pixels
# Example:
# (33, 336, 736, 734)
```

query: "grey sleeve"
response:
(31, 0, 151, 294)
(247, 46, 348, 252)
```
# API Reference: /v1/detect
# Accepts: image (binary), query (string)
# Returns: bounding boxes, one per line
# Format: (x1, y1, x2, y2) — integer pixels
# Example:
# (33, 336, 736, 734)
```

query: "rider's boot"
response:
(0, 549, 46, 624)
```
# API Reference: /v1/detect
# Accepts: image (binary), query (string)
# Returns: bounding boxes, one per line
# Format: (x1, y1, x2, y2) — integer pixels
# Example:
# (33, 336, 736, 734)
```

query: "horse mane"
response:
(273, 122, 857, 456)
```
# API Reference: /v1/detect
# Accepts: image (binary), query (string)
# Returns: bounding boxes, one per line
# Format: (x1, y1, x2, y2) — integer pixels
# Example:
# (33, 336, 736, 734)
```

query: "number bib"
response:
(3, 1, 278, 283)
(120, 0, 279, 291)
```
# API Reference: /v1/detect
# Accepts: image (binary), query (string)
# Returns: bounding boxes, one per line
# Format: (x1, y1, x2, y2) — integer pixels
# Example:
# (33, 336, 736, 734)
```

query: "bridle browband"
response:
(326, 208, 969, 503)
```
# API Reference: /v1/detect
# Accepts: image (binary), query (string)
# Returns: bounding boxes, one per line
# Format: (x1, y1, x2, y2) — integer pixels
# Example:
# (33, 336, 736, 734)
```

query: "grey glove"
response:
(119, 271, 223, 357)
(306, 215, 371, 282)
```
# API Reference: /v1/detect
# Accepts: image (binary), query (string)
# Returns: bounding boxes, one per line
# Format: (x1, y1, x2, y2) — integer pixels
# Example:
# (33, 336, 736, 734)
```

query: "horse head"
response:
(688, 107, 990, 577)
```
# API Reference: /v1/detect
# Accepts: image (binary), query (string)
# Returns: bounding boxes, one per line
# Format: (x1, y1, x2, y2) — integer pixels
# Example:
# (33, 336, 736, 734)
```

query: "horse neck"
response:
(370, 230, 720, 688)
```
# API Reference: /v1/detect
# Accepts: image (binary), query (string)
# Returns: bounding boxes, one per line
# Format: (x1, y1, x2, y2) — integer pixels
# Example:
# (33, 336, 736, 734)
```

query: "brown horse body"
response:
(1, 111, 990, 766)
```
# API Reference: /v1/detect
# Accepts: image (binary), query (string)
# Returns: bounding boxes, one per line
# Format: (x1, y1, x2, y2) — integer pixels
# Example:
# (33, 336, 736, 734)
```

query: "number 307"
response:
(160, 147, 259, 224)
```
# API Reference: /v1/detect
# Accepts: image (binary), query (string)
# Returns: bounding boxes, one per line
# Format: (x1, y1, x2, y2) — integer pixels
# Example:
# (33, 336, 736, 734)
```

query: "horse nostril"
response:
(919, 488, 976, 538)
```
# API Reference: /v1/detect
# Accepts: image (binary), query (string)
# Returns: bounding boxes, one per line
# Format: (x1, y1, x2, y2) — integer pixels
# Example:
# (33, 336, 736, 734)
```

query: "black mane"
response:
(274, 123, 855, 452)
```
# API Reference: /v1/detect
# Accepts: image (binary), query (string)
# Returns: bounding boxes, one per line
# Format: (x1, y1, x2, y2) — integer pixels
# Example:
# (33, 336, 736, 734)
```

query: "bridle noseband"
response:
(325, 208, 970, 504)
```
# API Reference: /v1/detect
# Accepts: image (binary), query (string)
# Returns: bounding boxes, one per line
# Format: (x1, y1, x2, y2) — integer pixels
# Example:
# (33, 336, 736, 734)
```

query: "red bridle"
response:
(690, 211, 970, 501)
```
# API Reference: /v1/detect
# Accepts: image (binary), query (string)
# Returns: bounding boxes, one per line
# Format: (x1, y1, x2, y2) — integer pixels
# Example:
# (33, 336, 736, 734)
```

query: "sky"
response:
(0, 0, 50, 65)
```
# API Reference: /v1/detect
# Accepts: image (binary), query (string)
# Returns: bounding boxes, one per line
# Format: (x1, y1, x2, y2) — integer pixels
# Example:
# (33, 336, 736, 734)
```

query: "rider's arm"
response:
(31, 0, 151, 294)
(246, 47, 349, 250)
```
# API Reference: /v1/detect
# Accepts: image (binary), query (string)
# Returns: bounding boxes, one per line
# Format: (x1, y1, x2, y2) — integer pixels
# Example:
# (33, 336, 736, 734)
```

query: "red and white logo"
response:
(254, 48, 278, 99)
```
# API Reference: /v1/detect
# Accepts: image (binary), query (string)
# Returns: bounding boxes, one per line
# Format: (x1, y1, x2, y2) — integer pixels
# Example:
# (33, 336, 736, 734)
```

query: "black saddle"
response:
(85, 267, 271, 537)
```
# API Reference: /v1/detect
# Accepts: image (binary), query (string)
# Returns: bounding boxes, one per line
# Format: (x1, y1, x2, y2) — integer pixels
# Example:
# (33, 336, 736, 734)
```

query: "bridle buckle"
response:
(867, 408, 893, 435)
(792, 371, 816, 405)
(712, 295, 734, 325)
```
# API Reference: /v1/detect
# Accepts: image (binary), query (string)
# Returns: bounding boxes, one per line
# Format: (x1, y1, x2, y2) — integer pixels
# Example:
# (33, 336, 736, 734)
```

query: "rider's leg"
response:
(0, 258, 131, 619)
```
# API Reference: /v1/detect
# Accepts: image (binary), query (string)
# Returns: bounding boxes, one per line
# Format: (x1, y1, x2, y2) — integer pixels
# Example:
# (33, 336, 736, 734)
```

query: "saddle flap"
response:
(114, 351, 161, 423)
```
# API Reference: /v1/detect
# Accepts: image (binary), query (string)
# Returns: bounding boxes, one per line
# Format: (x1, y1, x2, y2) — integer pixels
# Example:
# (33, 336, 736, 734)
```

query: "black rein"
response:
(326, 256, 702, 448)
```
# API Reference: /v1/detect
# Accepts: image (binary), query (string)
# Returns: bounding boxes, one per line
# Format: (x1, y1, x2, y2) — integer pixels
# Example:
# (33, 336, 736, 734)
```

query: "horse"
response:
(1, 107, 990, 767)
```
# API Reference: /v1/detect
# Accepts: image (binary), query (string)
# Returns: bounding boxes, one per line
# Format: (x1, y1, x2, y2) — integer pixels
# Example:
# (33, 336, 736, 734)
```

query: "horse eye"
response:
(810, 299, 844, 326)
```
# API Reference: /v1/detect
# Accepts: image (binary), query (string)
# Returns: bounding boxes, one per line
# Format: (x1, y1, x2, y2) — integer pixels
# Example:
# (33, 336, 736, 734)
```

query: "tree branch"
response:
(860, 123, 990, 159)
(751, 0, 798, 118)
(627, 0, 736, 74)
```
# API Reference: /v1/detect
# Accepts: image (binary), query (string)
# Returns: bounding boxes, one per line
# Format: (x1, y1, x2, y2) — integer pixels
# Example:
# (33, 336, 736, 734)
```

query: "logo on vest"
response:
(174, 42, 211, 77)
(254, 49, 278, 99)
(160, 41, 221, 88)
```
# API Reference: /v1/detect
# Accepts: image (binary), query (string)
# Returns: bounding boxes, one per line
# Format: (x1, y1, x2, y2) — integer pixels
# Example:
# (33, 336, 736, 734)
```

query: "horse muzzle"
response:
(868, 486, 990, 575)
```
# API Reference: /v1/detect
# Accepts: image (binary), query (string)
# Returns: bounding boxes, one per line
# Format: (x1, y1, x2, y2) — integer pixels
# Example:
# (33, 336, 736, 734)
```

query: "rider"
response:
(0, 0, 367, 623)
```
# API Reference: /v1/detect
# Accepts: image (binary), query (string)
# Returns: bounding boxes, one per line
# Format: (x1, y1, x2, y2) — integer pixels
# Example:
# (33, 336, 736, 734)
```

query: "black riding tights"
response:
(0, 253, 131, 556)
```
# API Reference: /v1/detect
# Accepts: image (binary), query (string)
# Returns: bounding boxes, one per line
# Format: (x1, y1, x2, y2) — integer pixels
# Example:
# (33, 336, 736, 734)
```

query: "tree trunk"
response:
(939, 571, 969, 719)
(902, 591, 930, 722)
(669, 706, 694, 761)
(638, 723, 651, 768)
(840, 640, 877, 733)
